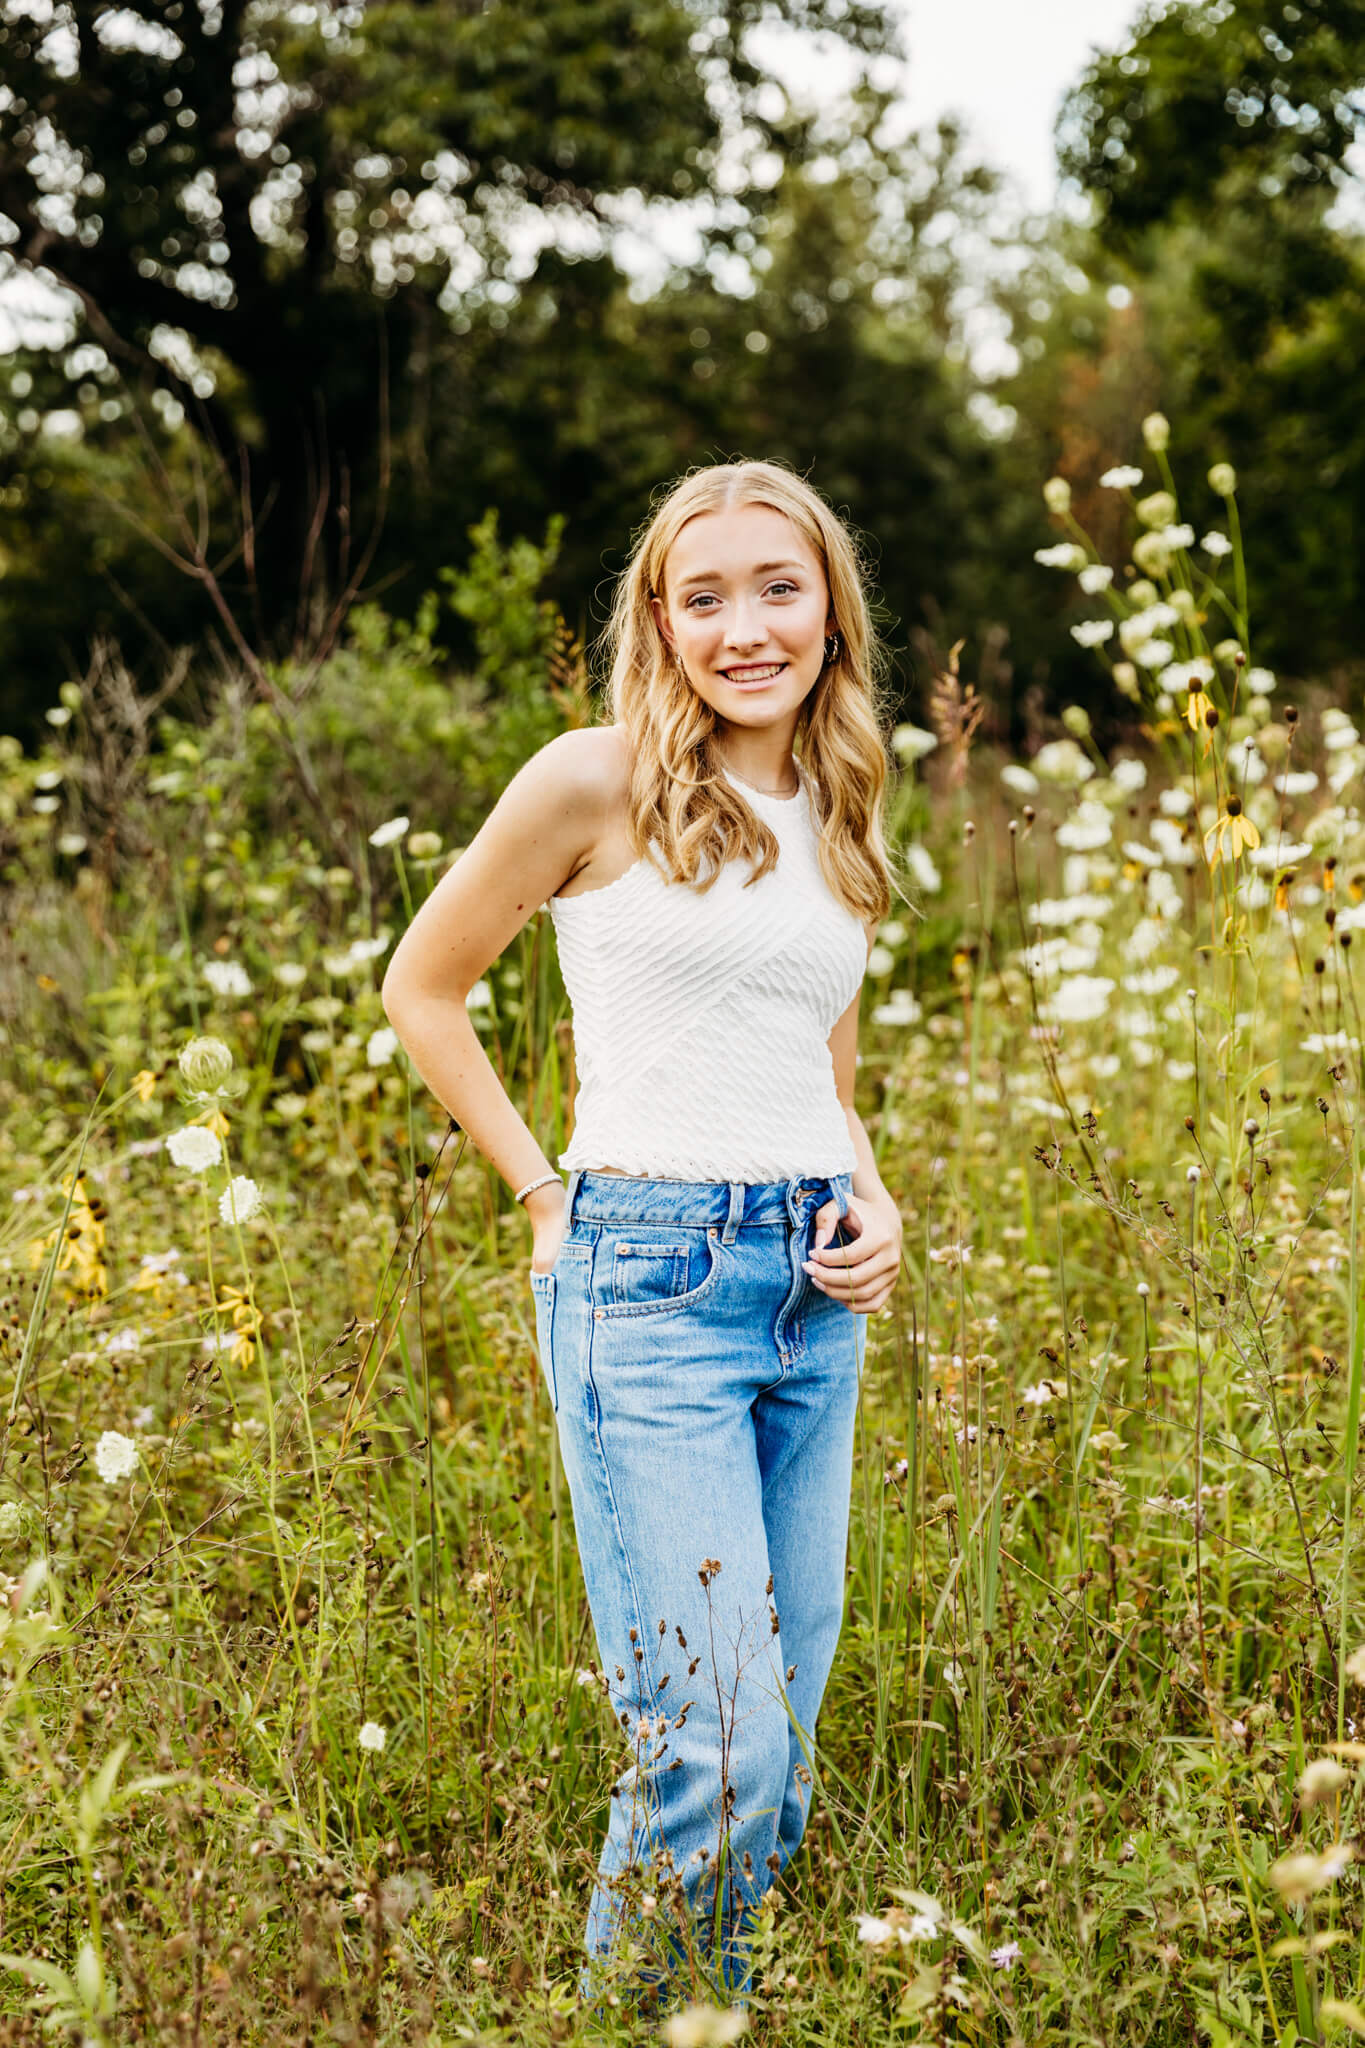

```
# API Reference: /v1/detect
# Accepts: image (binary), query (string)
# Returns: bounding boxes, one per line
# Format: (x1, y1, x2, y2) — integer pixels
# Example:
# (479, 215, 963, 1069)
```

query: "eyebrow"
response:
(673, 560, 807, 592)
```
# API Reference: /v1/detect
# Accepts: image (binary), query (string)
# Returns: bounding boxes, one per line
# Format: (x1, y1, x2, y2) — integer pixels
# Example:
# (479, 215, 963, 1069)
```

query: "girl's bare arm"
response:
(380, 727, 612, 1218)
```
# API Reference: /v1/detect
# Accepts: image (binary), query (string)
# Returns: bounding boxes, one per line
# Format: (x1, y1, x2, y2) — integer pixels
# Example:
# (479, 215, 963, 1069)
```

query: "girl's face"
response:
(651, 503, 835, 731)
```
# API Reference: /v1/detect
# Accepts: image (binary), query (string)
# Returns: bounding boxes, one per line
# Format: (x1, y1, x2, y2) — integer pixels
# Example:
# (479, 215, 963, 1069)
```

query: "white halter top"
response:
(545, 759, 867, 1181)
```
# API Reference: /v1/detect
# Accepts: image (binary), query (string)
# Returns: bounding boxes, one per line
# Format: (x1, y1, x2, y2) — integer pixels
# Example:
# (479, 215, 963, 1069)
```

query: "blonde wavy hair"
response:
(599, 458, 905, 924)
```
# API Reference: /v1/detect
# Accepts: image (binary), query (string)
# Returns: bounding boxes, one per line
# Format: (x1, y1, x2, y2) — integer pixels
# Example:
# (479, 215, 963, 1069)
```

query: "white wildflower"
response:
(94, 1430, 139, 1485)
(365, 1027, 400, 1068)
(358, 1720, 387, 1753)
(1200, 531, 1233, 558)
(218, 1176, 264, 1225)
(1033, 739, 1095, 786)
(1034, 543, 1088, 571)
(990, 1940, 1022, 1969)
(1158, 785, 1194, 816)
(1141, 412, 1169, 451)
(274, 961, 307, 989)
(891, 722, 939, 762)
(1133, 638, 1174, 670)
(1110, 757, 1147, 794)
(1047, 975, 1115, 1024)
(905, 845, 941, 894)
(1248, 839, 1314, 870)
(368, 816, 410, 849)
(165, 1125, 223, 1174)
(203, 960, 252, 999)
(872, 990, 922, 1027)
(1000, 763, 1039, 796)
(1055, 801, 1113, 852)
(1078, 563, 1114, 594)
(1099, 465, 1143, 489)
(1070, 619, 1115, 648)
(1246, 667, 1276, 695)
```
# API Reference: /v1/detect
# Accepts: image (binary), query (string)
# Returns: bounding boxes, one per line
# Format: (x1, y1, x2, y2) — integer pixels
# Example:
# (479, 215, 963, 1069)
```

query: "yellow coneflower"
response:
(1185, 681, 1215, 730)
(132, 1068, 158, 1104)
(1275, 872, 1295, 911)
(1203, 794, 1261, 864)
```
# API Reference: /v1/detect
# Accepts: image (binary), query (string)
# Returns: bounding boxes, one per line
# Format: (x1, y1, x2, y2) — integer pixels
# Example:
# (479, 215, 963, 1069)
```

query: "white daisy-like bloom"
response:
(1121, 841, 1160, 869)
(166, 1125, 223, 1174)
(365, 1026, 400, 1068)
(1336, 903, 1365, 932)
(140, 1249, 183, 1274)
(1159, 523, 1195, 550)
(465, 980, 492, 1012)
(1099, 464, 1143, 489)
(1124, 917, 1165, 961)
(351, 932, 391, 965)
(1149, 818, 1196, 868)
(58, 833, 88, 857)
(1224, 738, 1267, 784)
(879, 919, 907, 947)
(1078, 563, 1114, 594)
(865, 945, 895, 978)
(1164, 657, 1215, 691)
(905, 844, 942, 894)
(891, 722, 939, 762)
(1274, 769, 1319, 797)
(358, 1720, 387, 1753)
(203, 960, 252, 999)
(1158, 785, 1194, 817)
(1034, 542, 1088, 571)
(1302, 1031, 1360, 1055)
(322, 949, 356, 978)
(1000, 763, 1039, 796)
(1149, 871, 1182, 916)
(1110, 757, 1148, 794)
(1247, 666, 1276, 695)
(1324, 722, 1360, 753)
(1033, 739, 1095, 786)
(1123, 964, 1179, 996)
(218, 1175, 264, 1225)
(906, 1912, 940, 1942)
(855, 1913, 897, 1948)
(274, 961, 307, 989)
(1200, 531, 1234, 558)
(1030, 893, 1113, 926)
(35, 767, 63, 791)
(33, 794, 61, 814)
(1134, 638, 1174, 670)
(872, 989, 922, 1027)
(368, 816, 410, 849)
(1070, 619, 1115, 649)
(94, 1430, 139, 1485)
(1046, 975, 1115, 1024)
(1057, 936, 1101, 973)
(1055, 801, 1113, 852)
(102, 1328, 144, 1355)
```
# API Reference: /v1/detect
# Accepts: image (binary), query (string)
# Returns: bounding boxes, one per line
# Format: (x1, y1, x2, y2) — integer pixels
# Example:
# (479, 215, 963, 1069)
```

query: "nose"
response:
(722, 600, 766, 649)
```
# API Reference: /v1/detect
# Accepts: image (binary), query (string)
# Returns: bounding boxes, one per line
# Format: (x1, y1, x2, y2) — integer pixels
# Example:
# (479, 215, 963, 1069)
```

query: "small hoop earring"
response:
(824, 630, 842, 667)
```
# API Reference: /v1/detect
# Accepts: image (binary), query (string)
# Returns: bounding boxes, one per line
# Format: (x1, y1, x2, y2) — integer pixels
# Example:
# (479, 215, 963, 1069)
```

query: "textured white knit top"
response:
(546, 759, 868, 1181)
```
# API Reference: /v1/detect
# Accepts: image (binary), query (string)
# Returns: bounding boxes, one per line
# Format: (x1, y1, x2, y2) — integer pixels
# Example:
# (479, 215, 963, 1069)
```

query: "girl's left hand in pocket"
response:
(802, 1191, 902, 1315)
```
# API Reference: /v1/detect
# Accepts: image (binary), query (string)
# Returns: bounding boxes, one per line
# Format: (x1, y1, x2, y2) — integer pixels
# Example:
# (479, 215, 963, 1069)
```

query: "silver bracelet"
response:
(515, 1171, 562, 1205)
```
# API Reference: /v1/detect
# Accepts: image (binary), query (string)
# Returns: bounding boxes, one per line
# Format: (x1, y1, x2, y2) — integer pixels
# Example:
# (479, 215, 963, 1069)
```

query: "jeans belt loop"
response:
(722, 1180, 745, 1246)
(563, 1167, 584, 1228)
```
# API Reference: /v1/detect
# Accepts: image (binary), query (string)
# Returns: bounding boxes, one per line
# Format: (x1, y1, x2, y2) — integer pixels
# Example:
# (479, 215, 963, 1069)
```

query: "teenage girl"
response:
(382, 457, 907, 2016)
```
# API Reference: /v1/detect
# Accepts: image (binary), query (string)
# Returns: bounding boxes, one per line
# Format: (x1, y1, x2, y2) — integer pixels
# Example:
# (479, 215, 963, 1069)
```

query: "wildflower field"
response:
(3, 420, 1364, 2046)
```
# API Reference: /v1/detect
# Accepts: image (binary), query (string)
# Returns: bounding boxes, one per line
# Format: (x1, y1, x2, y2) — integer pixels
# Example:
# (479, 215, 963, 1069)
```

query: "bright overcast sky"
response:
(892, 0, 1145, 213)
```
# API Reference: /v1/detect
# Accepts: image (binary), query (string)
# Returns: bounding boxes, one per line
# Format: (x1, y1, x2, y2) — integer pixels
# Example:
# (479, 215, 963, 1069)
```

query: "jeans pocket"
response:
(597, 1228, 723, 1320)
(529, 1269, 558, 1410)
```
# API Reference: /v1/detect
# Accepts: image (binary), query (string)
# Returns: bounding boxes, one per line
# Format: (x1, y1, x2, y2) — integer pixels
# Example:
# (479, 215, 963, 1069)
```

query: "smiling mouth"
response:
(721, 662, 787, 684)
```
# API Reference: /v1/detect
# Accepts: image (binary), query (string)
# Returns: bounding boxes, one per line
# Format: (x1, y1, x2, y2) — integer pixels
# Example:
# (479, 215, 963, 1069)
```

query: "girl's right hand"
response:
(528, 1186, 567, 1276)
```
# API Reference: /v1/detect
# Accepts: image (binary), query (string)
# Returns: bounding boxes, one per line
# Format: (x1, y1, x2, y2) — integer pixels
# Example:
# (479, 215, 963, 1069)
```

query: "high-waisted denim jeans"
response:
(529, 1165, 867, 2014)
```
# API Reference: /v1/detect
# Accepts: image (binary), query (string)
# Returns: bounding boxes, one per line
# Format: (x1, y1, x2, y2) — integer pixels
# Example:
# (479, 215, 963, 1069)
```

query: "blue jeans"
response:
(529, 1166, 867, 2015)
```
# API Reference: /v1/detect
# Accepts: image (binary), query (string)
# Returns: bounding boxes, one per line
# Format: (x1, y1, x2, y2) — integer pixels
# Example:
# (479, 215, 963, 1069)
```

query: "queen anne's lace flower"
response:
(166, 1126, 222, 1174)
(94, 1430, 139, 1485)
(218, 1176, 264, 1225)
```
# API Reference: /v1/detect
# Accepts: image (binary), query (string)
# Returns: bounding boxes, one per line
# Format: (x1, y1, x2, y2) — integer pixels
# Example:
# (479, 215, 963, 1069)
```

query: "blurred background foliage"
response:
(0, 0, 1363, 752)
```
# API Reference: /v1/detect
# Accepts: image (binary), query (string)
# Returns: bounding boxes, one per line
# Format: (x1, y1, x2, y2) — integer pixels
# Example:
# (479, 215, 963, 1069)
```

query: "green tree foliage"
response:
(1030, 0, 1365, 680)
(0, 0, 897, 665)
